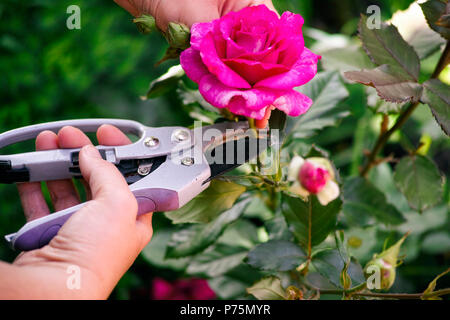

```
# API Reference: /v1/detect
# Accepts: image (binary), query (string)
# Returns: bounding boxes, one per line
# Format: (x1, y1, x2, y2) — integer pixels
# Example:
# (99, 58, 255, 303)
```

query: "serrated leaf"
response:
(142, 65, 185, 99)
(247, 276, 287, 300)
(186, 244, 249, 277)
(422, 79, 450, 135)
(366, 87, 405, 114)
(393, 155, 444, 212)
(165, 180, 246, 224)
(342, 177, 406, 226)
(358, 14, 421, 81)
(281, 194, 342, 249)
(345, 65, 423, 103)
(420, 0, 450, 40)
(247, 240, 307, 272)
(312, 249, 366, 289)
(165, 199, 251, 258)
(288, 71, 350, 138)
(389, 1, 446, 60)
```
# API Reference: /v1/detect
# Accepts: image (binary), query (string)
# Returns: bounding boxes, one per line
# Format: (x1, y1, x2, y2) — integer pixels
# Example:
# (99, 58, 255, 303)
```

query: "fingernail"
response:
(82, 145, 101, 159)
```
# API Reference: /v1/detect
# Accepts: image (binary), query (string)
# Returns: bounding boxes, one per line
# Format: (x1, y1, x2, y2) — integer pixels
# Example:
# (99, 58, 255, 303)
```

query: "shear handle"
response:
(0, 118, 146, 149)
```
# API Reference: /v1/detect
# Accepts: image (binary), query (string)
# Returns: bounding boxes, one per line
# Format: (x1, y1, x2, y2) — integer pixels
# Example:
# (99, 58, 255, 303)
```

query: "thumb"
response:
(78, 145, 137, 215)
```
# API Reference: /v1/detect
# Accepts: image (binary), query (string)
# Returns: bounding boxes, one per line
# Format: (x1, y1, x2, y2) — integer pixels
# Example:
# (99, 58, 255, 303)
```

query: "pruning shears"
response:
(0, 119, 268, 251)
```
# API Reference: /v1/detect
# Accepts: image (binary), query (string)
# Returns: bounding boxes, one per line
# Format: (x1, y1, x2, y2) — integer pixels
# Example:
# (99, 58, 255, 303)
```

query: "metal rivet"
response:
(181, 157, 194, 166)
(137, 164, 152, 176)
(173, 129, 190, 142)
(144, 137, 159, 148)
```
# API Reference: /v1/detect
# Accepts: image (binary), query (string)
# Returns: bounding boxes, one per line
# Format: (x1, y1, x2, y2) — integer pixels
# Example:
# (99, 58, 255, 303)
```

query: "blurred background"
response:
(0, 0, 448, 299)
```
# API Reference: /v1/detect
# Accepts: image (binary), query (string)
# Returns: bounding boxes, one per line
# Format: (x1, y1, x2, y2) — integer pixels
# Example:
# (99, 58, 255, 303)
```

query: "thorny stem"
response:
(314, 287, 450, 300)
(303, 279, 450, 300)
(360, 41, 450, 177)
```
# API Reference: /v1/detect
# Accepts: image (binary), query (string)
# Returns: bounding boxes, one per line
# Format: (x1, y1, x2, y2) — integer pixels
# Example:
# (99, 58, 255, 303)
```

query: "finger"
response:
(17, 182, 50, 222)
(78, 145, 137, 218)
(44, 126, 92, 212)
(16, 130, 60, 221)
(136, 213, 154, 251)
(97, 124, 132, 146)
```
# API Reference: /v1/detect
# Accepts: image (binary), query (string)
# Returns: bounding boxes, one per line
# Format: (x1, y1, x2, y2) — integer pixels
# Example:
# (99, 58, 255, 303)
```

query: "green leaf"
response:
(165, 180, 246, 224)
(319, 44, 376, 72)
(142, 65, 185, 99)
(422, 79, 450, 136)
(342, 177, 406, 226)
(422, 268, 450, 300)
(366, 87, 405, 114)
(358, 14, 421, 81)
(247, 240, 307, 272)
(281, 194, 342, 249)
(247, 276, 287, 300)
(344, 65, 423, 103)
(141, 229, 189, 271)
(394, 155, 444, 212)
(265, 212, 292, 241)
(389, 1, 446, 60)
(165, 199, 251, 258)
(186, 244, 249, 277)
(288, 71, 350, 139)
(420, 0, 450, 40)
(208, 265, 263, 299)
(312, 249, 366, 289)
(422, 232, 450, 254)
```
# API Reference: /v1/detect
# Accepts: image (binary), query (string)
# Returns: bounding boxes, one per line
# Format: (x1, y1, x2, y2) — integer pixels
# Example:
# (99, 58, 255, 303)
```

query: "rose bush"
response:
(180, 5, 321, 122)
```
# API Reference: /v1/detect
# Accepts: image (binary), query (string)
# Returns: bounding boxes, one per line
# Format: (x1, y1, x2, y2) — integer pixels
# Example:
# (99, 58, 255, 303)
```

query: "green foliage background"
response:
(0, 0, 448, 299)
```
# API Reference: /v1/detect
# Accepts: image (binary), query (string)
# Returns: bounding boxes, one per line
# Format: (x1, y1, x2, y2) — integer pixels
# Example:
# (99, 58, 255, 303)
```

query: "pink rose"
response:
(180, 5, 320, 121)
(152, 278, 216, 300)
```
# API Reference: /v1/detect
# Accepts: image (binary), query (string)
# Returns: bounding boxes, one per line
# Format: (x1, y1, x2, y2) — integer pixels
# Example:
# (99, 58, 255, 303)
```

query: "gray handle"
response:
(0, 118, 145, 149)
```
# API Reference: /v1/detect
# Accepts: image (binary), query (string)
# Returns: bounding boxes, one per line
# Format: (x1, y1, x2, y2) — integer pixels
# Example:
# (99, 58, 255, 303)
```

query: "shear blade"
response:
(204, 135, 269, 183)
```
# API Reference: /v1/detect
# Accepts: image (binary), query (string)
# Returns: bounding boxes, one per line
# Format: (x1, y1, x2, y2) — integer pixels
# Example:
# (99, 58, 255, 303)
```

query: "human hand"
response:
(113, 0, 277, 30)
(2, 125, 153, 299)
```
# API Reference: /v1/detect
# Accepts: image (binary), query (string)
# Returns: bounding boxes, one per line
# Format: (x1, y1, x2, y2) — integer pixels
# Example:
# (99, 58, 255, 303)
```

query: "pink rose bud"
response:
(288, 156, 340, 206)
(298, 161, 330, 194)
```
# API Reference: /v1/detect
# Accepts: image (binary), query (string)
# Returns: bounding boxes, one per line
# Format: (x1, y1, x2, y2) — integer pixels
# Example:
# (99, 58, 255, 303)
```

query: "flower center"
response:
(298, 161, 330, 194)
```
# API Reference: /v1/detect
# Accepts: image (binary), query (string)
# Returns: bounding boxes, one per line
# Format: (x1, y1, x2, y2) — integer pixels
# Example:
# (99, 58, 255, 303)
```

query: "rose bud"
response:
(287, 156, 339, 205)
(364, 233, 408, 290)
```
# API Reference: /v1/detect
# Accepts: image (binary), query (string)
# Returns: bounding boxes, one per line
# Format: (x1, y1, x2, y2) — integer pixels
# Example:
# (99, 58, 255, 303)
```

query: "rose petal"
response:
(199, 33, 251, 89)
(317, 180, 340, 206)
(190, 21, 215, 51)
(223, 58, 289, 85)
(255, 48, 320, 90)
(289, 181, 310, 198)
(287, 155, 305, 181)
(279, 11, 304, 36)
(273, 89, 312, 117)
(180, 48, 209, 83)
(199, 74, 279, 119)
